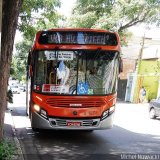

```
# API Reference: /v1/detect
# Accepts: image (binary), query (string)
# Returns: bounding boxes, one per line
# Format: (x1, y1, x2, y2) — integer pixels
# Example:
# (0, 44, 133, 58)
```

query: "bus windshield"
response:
(33, 50, 119, 95)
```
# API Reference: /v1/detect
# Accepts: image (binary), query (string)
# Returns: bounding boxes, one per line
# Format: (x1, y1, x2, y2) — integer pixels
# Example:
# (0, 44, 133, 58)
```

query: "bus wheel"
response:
(32, 127, 40, 132)
(31, 112, 39, 132)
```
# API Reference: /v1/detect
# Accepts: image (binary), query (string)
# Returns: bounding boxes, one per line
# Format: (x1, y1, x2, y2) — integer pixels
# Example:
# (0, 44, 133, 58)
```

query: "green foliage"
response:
(12, 39, 32, 81)
(0, 139, 16, 160)
(147, 90, 157, 102)
(11, 55, 27, 81)
(69, 12, 97, 28)
(143, 76, 159, 101)
(10, 68, 15, 76)
(71, 0, 160, 29)
(138, 60, 160, 74)
(13, 0, 62, 80)
(138, 60, 160, 100)
(19, 0, 61, 41)
(67, 0, 160, 45)
(7, 90, 13, 104)
(15, 40, 31, 58)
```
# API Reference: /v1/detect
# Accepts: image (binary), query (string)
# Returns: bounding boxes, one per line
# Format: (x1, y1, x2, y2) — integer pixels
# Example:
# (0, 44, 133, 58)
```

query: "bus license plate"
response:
(67, 122, 81, 127)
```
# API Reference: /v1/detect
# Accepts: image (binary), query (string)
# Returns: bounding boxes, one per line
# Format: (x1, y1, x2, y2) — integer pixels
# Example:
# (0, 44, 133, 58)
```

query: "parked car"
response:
(18, 85, 26, 92)
(149, 98, 160, 119)
(10, 85, 20, 94)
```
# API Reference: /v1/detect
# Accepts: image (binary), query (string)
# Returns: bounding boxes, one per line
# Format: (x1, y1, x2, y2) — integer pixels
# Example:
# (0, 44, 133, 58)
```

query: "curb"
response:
(4, 110, 24, 160)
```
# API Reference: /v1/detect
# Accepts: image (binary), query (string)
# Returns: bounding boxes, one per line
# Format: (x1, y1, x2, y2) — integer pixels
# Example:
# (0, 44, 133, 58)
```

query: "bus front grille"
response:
(46, 98, 105, 108)
(49, 118, 100, 127)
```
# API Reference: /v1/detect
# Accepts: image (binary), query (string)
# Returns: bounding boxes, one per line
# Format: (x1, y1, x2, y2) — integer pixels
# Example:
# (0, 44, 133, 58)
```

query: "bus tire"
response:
(31, 112, 38, 132)
(32, 127, 39, 132)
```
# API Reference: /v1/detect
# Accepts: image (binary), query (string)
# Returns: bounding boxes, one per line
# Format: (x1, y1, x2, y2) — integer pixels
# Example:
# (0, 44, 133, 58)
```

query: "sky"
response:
(58, 0, 76, 17)
(129, 25, 160, 40)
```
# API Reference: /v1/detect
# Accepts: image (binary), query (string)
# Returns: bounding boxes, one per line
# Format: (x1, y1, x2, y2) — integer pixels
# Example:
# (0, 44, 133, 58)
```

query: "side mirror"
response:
(27, 51, 32, 77)
(29, 65, 33, 77)
(27, 51, 31, 65)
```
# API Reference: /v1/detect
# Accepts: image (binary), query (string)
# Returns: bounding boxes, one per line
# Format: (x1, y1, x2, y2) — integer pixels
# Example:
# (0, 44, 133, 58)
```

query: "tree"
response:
(11, 56, 27, 81)
(19, 0, 61, 41)
(11, 0, 61, 82)
(67, 0, 160, 45)
(11, 40, 31, 81)
(0, 0, 62, 140)
(0, 1, 23, 140)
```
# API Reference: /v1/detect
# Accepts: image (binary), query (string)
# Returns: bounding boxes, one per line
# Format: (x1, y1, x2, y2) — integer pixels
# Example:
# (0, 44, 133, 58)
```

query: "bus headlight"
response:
(33, 104, 40, 112)
(101, 105, 115, 120)
(101, 110, 109, 120)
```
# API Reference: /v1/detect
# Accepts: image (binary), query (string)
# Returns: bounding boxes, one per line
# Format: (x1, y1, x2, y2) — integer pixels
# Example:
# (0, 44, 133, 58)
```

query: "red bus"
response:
(26, 28, 122, 131)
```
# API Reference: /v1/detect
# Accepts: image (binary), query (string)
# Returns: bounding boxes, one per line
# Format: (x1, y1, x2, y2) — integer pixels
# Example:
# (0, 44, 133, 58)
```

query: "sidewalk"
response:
(4, 109, 24, 160)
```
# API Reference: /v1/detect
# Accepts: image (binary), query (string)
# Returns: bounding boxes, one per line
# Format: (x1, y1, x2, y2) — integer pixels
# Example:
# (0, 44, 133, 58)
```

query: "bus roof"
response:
(38, 28, 116, 33)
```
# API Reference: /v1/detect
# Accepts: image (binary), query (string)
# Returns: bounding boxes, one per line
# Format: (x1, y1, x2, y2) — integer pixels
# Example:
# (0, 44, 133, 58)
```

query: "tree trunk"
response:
(0, 0, 2, 46)
(0, 0, 23, 141)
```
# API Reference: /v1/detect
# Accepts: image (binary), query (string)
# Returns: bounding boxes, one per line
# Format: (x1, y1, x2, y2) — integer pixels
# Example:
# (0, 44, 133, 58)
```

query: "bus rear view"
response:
(26, 28, 122, 131)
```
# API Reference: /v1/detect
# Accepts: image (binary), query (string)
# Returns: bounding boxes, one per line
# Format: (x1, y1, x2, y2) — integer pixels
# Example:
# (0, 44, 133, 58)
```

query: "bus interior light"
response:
(34, 104, 40, 112)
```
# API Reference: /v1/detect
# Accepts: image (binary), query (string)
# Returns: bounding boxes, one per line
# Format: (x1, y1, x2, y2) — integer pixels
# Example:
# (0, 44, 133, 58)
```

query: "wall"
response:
(119, 58, 136, 79)
(117, 58, 136, 101)
(133, 60, 160, 102)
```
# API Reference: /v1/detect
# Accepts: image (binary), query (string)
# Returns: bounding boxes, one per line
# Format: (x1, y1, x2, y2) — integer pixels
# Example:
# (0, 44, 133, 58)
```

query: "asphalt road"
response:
(8, 93, 160, 160)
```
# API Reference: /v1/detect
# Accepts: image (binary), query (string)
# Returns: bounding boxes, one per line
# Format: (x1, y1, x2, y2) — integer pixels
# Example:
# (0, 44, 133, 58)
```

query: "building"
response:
(117, 36, 140, 101)
(123, 34, 160, 103)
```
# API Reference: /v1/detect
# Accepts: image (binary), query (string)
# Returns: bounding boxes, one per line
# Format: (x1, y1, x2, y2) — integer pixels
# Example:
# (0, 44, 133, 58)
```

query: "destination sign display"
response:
(38, 31, 118, 46)
(45, 51, 73, 60)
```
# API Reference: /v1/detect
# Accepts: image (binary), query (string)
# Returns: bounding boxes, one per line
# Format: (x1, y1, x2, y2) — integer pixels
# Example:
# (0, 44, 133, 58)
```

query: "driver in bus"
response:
(48, 62, 57, 84)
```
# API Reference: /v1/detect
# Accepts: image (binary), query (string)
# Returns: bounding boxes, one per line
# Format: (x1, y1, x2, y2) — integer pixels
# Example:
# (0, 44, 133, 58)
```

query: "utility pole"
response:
(138, 33, 145, 73)
(134, 34, 146, 103)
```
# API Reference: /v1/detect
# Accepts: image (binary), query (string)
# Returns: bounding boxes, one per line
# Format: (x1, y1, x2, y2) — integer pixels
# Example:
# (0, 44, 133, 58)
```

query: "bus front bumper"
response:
(31, 111, 115, 130)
